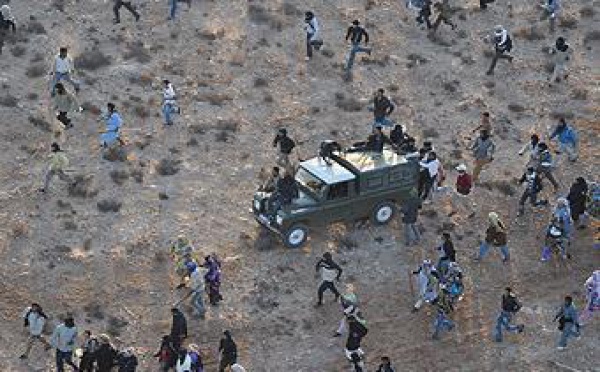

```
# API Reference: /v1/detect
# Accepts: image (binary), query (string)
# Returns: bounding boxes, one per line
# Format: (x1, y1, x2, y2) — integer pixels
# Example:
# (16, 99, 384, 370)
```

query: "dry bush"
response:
(106, 316, 128, 337)
(570, 89, 588, 100)
(29, 116, 52, 132)
(442, 80, 460, 93)
(27, 20, 46, 35)
(248, 3, 282, 30)
(559, 16, 578, 30)
(264, 93, 274, 103)
(482, 180, 516, 196)
(282, 2, 302, 16)
(507, 103, 526, 113)
(26, 63, 46, 78)
(110, 170, 130, 185)
(10, 45, 26, 57)
(579, 6, 595, 18)
(123, 42, 152, 64)
(186, 137, 199, 147)
(81, 102, 101, 115)
(134, 105, 149, 118)
(52, 0, 66, 12)
(130, 168, 144, 183)
(584, 30, 600, 45)
(68, 175, 99, 198)
(218, 119, 239, 132)
(63, 220, 77, 231)
(102, 146, 128, 162)
(422, 128, 440, 138)
(75, 49, 111, 71)
(26, 92, 39, 100)
(97, 199, 122, 213)
(215, 131, 231, 142)
(407, 53, 429, 64)
(196, 92, 232, 106)
(11, 220, 30, 238)
(30, 52, 44, 63)
(83, 302, 104, 320)
(321, 49, 335, 58)
(188, 124, 206, 135)
(0, 95, 18, 107)
(335, 94, 362, 112)
(156, 158, 181, 176)
(513, 26, 545, 41)
(254, 77, 268, 87)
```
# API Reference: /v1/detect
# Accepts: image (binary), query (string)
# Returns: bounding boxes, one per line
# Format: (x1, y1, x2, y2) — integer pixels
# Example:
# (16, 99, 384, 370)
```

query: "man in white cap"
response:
(455, 164, 472, 195)
(412, 259, 439, 312)
(0, 4, 17, 55)
(486, 26, 513, 76)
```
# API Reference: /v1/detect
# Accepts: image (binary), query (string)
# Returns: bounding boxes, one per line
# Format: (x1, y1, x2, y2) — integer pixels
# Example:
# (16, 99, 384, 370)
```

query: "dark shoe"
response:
(486, 70, 493, 76)
(38, 188, 46, 193)
(411, 307, 419, 313)
(113, 19, 121, 24)
(518, 325, 525, 333)
(333, 332, 342, 338)
(135, 13, 141, 22)
(315, 302, 323, 307)
(19, 354, 27, 360)
(508, 56, 514, 63)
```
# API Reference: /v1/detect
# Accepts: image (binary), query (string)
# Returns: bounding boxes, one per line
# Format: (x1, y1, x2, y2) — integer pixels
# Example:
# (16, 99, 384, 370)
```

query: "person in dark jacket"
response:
(494, 287, 525, 342)
(437, 232, 456, 274)
(154, 335, 177, 372)
(398, 136, 418, 155)
(344, 20, 372, 72)
(517, 167, 548, 216)
(345, 315, 368, 353)
(366, 126, 390, 155)
(94, 334, 117, 372)
(316, 252, 343, 306)
(430, 0, 456, 35)
(401, 197, 422, 246)
(170, 308, 187, 350)
(476, 212, 509, 262)
(372, 89, 395, 128)
(390, 125, 407, 148)
(218, 331, 237, 372)
(554, 295, 580, 349)
(567, 177, 588, 229)
(415, 0, 433, 29)
(536, 142, 559, 191)
(479, 0, 495, 10)
(272, 128, 296, 171)
(376, 356, 395, 372)
(79, 330, 98, 372)
(116, 347, 138, 372)
(486, 25, 514, 76)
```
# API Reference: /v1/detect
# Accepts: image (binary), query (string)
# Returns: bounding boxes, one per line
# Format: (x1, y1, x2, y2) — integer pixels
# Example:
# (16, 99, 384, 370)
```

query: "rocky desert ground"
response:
(0, 0, 599, 371)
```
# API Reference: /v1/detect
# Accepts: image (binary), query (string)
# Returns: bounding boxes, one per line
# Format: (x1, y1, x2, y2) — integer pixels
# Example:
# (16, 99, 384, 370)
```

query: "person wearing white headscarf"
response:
(553, 197, 573, 240)
(581, 270, 600, 322)
(476, 212, 510, 262)
(486, 25, 513, 76)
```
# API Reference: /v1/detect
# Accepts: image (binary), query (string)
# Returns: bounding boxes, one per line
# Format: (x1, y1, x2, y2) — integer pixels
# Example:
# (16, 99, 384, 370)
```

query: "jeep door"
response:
(317, 181, 356, 224)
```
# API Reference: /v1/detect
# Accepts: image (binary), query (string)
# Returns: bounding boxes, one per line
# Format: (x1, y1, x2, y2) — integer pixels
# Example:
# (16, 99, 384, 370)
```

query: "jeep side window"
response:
(327, 182, 349, 200)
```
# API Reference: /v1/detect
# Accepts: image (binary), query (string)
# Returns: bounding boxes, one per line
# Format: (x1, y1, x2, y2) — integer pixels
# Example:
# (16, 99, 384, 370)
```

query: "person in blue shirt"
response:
(550, 118, 578, 162)
(100, 103, 123, 148)
(554, 295, 580, 349)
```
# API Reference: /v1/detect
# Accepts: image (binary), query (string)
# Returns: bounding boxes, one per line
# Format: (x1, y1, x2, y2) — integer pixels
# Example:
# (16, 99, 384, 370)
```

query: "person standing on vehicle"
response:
(486, 26, 514, 76)
(272, 128, 296, 172)
(315, 252, 343, 306)
(371, 89, 395, 128)
(517, 166, 548, 216)
(50, 316, 79, 372)
(304, 11, 322, 60)
(536, 142, 560, 191)
(469, 130, 495, 183)
(554, 296, 580, 350)
(344, 20, 371, 73)
(494, 287, 525, 342)
(401, 196, 422, 246)
(218, 330, 238, 372)
(19, 303, 50, 359)
(476, 212, 509, 262)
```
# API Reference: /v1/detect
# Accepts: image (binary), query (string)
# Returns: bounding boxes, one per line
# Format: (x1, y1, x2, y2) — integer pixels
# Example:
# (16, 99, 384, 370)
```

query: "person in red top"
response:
(455, 164, 473, 195)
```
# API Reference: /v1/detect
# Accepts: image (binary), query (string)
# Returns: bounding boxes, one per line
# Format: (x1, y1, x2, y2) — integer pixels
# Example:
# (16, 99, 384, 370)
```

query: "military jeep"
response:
(252, 146, 419, 248)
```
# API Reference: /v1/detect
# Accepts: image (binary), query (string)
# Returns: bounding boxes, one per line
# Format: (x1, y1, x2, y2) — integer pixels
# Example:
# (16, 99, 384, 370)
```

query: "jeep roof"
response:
(299, 157, 356, 185)
(339, 148, 411, 173)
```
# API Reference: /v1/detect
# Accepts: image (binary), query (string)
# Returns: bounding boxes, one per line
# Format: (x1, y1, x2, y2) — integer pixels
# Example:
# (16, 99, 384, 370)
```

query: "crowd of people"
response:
(3, 0, 596, 370)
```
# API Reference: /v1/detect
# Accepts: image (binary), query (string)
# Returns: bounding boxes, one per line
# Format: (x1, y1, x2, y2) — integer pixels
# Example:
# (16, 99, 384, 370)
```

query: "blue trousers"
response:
(479, 241, 509, 261)
(558, 322, 580, 347)
(432, 311, 454, 339)
(494, 311, 521, 342)
(345, 42, 371, 71)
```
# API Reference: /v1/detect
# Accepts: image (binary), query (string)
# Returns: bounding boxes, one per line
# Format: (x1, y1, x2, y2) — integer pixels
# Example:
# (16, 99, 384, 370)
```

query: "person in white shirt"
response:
(162, 79, 180, 125)
(304, 11, 322, 60)
(175, 349, 192, 372)
(50, 316, 79, 372)
(50, 47, 80, 96)
(19, 303, 50, 359)
(419, 151, 442, 201)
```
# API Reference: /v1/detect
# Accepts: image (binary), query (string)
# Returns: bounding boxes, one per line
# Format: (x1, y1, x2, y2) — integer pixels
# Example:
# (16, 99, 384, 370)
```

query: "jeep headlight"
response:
(276, 215, 283, 225)
(254, 199, 261, 211)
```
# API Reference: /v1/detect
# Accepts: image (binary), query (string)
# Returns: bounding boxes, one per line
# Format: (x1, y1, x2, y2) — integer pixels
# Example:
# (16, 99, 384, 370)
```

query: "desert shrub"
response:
(75, 49, 111, 71)
(507, 103, 526, 113)
(106, 316, 128, 337)
(195, 92, 232, 106)
(134, 105, 149, 118)
(570, 89, 588, 100)
(63, 220, 77, 230)
(27, 21, 46, 35)
(110, 170, 130, 185)
(215, 130, 231, 142)
(264, 94, 274, 103)
(97, 199, 122, 213)
(29, 116, 51, 132)
(584, 31, 600, 45)
(26, 92, 39, 100)
(580, 6, 595, 18)
(422, 128, 440, 138)
(156, 158, 181, 176)
(442, 80, 460, 93)
(129, 168, 144, 183)
(335, 95, 362, 112)
(514, 26, 545, 41)
(83, 302, 104, 320)
(321, 49, 335, 58)
(26, 63, 46, 78)
(68, 175, 99, 198)
(0, 95, 18, 107)
(123, 42, 152, 64)
(282, 2, 302, 16)
(218, 119, 239, 132)
(10, 45, 26, 57)
(559, 16, 578, 30)
(102, 146, 128, 162)
(254, 77, 268, 87)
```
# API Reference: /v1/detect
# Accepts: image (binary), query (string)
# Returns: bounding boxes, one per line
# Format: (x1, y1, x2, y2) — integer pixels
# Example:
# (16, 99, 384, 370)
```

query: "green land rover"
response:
(252, 146, 419, 248)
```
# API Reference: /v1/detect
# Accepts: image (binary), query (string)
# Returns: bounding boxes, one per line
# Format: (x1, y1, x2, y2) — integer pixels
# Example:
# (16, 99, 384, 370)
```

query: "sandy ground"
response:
(0, 0, 599, 371)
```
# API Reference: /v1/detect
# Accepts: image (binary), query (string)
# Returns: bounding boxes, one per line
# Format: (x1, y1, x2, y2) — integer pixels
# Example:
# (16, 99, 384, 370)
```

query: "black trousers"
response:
(317, 280, 340, 304)
(219, 354, 236, 372)
(57, 112, 72, 127)
(114, 1, 139, 21)
(480, 0, 495, 9)
(487, 50, 512, 73)
(431, 15, 455, 33)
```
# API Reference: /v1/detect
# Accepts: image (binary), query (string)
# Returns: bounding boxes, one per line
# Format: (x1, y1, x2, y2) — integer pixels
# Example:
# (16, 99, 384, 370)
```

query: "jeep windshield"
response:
(295, 167, 326, 197)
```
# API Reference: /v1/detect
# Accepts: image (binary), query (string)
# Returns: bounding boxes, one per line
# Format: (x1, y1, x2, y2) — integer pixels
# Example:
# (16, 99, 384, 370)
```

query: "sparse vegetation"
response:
(335, 93, 362, 112)
(29, 116, 52, 132)
(0, 95, 19, 108)
(156, 158, 181, 176)
(75, 49, 111, 71)
(10, 45, 26, 57)
(110, 170, 130, 186)
(123, 42, 152, 64)
(97, 199, 122, 213)
(26, 63, 46, 78)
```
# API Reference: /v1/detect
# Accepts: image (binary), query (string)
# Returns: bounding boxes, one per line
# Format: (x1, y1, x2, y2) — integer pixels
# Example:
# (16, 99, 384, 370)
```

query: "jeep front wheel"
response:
(283, 224, 309, 249)
(372, 201, 395, 225)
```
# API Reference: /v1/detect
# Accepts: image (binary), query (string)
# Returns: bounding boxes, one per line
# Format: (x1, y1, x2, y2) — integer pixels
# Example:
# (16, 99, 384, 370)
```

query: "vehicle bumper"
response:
(252, 208, 284, 237)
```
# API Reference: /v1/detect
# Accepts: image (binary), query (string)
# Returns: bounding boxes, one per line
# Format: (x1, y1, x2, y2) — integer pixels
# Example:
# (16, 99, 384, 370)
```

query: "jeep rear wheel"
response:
(372, 201, 395, 225)
(283, 224, 309, 249)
